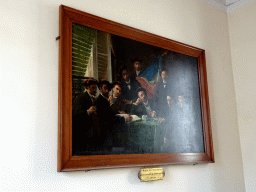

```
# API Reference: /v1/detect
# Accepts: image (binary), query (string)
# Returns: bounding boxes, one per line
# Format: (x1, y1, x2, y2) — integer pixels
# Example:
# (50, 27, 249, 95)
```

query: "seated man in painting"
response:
(72, 78, 99, 155)
(109, 81, 132, 149)
(132, 88, 165, 123)
(128, 88, 166, 153)
(109, 81, 129, 114)
(95, 80, 132, 153)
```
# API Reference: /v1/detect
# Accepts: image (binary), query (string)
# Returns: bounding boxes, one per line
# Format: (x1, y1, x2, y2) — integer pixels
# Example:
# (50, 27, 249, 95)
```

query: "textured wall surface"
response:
(0, 0, 246, 191)
(228, 1, 256, 191)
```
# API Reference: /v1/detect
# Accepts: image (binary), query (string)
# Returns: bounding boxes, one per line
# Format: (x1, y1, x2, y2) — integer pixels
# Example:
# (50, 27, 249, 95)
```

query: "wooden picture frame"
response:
(58, 5, 214, 172)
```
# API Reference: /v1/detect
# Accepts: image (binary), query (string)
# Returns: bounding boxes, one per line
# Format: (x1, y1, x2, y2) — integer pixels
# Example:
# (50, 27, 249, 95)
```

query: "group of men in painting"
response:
(72, 58, 181, 155)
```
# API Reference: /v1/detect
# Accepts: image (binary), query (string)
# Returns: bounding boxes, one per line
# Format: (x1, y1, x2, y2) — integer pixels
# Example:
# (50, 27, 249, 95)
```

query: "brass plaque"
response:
(138, 168, 165, 182)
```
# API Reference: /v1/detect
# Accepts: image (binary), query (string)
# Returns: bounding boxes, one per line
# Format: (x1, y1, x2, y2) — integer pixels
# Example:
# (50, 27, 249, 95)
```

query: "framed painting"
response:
(58, 5, 214, 172)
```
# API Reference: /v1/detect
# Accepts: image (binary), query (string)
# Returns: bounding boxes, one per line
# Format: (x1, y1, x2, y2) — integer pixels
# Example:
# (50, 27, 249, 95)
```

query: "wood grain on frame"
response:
(58, 5, 214, 172)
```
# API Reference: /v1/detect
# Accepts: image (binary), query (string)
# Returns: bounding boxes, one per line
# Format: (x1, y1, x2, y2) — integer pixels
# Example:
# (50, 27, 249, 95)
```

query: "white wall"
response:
(228, 1, 256, 191)
(0, 0, 245, 191)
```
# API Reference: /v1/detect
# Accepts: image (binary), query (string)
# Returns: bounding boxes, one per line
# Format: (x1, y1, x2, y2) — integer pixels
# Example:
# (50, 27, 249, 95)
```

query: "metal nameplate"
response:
(138, 168, 165, 182)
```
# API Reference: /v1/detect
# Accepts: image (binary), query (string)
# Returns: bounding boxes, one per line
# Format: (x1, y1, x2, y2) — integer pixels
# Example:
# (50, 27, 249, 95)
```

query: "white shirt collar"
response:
(87, 91, 95, 99)
(143, 99, 148, 105)
(125, 79, 130, 84)
(112, 94, 118, 99)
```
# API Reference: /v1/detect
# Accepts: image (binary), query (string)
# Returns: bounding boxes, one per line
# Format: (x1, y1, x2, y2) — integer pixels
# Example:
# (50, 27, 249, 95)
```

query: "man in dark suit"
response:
(109, 81, 131, 149)
(120, 66, 141, 104)
(154, 70, 177, 153)
(109, 81, 128, 114)
(130, 58, 143, 82)
(161, 95, 186, 153)
(155, 70, 173, 118)
(131, 88, 165, 153)
(95, 80, 132, 152)
(72, 78, 99, 155)
(132, 88, 165, 122)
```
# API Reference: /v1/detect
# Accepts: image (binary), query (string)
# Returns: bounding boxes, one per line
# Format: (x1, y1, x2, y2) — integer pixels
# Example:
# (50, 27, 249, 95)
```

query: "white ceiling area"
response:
(201, 0, 254, 12)
(214, 0, 240, 6)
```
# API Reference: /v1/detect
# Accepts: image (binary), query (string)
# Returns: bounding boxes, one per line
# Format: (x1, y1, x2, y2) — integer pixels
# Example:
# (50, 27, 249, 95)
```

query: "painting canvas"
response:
(58, 5, 214, 172)
(71, 23, 204, 156)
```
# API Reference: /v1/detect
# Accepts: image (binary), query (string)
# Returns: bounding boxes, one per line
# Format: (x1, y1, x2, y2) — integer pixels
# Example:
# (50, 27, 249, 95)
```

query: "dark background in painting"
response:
(162, 53, 204, 153)
(112, 34, 205, 153)
(111, 34, 163, 80)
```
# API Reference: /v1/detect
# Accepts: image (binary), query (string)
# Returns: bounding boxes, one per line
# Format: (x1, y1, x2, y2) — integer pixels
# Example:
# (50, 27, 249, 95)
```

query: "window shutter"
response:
(72, 23, 96, 96)
(72, 23, 113, 99)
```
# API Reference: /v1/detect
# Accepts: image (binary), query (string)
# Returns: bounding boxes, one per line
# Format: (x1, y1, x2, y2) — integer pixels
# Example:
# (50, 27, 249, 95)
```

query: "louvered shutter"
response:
(72, 23, 96, 97)
(72, 24, 113, 99)
(96, 31, 112, 81)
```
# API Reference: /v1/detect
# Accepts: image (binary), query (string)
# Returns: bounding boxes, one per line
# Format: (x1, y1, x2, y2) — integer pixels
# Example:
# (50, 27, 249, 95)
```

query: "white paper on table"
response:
(116, 114, 141, 122)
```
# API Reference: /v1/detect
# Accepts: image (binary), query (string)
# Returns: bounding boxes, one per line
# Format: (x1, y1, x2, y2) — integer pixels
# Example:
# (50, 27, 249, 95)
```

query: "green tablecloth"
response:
(126, 120, 167, 154)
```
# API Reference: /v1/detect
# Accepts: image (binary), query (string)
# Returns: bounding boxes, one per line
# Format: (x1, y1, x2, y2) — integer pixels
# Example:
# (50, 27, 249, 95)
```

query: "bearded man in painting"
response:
(109, 81, 128, 114)
(120, 66, 141, 104)
(155, 70, 173, 118)
(72, 78, 99, 155)
(95, 80, 132, 153)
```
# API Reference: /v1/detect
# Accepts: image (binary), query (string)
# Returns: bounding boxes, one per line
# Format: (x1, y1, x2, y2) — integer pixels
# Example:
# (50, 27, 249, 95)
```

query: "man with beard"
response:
(132, 88, 157, 118)
(120, 66, 141, 105)
(155, 70, 173, 118)
(95, 80, 132, 153)
(109, 81, 130, 149)
(130, 58, 143, 81)
(72, 78, 99, 155)
(130, 88, 165, 153)
(109, 81, 128, 114)
(132, 88, 164, 123)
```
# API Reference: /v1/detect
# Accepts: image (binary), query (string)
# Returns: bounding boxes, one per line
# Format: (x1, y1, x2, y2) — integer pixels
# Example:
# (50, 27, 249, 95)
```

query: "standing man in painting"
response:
(72, 78, 99, 155)
(154, 70, 177, 153)
(96, 80, 132, 152)
(130, 58, 143, 81)
(162, 94, 187, 153)
(120, 66, 141, 104)
(155, 70, 173, 118)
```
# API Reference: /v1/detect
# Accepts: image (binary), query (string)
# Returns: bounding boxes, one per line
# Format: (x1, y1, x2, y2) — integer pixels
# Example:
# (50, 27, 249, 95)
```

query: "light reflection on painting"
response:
(72, 23, 204, 156)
